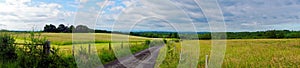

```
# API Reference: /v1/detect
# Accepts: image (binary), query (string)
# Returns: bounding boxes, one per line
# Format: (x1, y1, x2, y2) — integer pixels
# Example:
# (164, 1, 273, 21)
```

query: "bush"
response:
(145, 40, 151, 45)
(99, 48, 116, 64)
(17, 32, 77, 68)
(163, 39, 167, 44)
(0, 33, 17, 61)
(0, 32, 77, 68)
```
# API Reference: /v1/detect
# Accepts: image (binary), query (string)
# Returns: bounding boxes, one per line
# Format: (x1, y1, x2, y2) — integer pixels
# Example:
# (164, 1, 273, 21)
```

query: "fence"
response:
(14, 40, 51, 55)
(14, 40, 148, 55)
(72, 41, 148, 55)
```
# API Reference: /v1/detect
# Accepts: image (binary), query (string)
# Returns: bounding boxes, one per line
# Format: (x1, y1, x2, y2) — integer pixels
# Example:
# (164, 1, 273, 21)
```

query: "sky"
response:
(0, 0, 299, 32)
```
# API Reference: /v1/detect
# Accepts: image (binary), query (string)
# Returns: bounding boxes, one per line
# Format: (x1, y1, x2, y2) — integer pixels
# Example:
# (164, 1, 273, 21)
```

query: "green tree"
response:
(68, 25, 75, 33)
(57, 24, 67, 33)
(75, 25, 92, 33)
(0, 33, 17, 61)
(43, 24, 57, 32)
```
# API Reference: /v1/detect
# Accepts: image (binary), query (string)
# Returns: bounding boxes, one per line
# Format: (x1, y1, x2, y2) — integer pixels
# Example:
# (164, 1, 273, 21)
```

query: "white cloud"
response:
(80, 0, 88, 3)
(2, 0, 299, 31)
(123, 1, 132, 7)
(105, 0, 199, 32)
(110, 6, 125, 11)
(219, 0, 300, 31)
(0, 0, 74, 31)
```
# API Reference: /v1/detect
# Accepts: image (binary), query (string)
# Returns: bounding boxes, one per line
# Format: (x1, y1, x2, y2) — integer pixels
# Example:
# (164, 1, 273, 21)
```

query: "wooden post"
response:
(88, 44, 91, 54)
(72, 45, 75, 56)
(205, 55, 209, 68)
(43, 41, 51, 55)
(135, 41, 137, 45)
(121, 42, 123, 48)
(109, 42, 112, 50)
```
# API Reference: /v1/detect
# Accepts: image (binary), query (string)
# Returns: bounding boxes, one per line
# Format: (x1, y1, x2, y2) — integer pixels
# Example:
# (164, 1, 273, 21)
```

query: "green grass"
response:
(10, 33, 300, 67)
(158, 39, 300, 68)
(5, 32, 153, 67)
(52, 41, 148, 64)
(13, 33, 156, 45)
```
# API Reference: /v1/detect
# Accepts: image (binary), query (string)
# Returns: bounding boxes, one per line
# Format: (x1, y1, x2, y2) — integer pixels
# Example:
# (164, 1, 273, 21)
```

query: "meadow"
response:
(1, 32, 153, 67)
(2, 32, 300, 68)
(12, 33, 154, 64)
(13, 33, 155, 45)
(158, 39, 300, 68)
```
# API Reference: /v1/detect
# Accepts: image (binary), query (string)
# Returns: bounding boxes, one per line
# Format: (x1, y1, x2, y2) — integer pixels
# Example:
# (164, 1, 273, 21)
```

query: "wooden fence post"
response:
(205, 55, 209, 68)
(72, 45, 75, 56)
(109, 42, 112, 50)
(121, 42, 123, 48)
(88, 44, 91, 54)
(43, 40, 51, 55)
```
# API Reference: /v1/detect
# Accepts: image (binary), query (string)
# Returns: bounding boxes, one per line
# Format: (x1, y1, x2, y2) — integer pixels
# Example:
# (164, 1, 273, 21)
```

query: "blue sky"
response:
(0, 0, 299, 32)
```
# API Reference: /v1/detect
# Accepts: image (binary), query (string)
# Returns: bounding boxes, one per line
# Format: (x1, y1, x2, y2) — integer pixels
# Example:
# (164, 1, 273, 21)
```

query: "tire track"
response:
(104, 45, 163, 68)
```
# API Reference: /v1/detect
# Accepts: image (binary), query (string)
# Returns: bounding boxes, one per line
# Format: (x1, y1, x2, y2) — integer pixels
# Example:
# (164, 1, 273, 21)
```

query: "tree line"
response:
(130, 32, 179, 38)
(43, 24, 75, 33)
(43, 24, 300, 39)
(129, 30, 300, 39)
(43, 24, 111, 33)
(225, 30, 300, 39)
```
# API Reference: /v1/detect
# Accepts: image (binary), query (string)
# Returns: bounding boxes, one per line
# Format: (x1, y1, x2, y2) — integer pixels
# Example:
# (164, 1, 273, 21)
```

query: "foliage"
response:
(44, 24, 59, 32)
(44, 24, 112, 33)
(16, 32, 76, 68)
(99, 48, 116, 64)
(44, 24, 75, 33)
(163, 39, 167, 43)
(159, 41, 180, 68)
(0, 32, 77, 68)
(130, 30, 300, 39)
(0, 33, 17, 61)
(74, 46, 101, 68)
(57, 24, 69, 33)
(74, 25, 93, 33)
(130, 32, 179, 38)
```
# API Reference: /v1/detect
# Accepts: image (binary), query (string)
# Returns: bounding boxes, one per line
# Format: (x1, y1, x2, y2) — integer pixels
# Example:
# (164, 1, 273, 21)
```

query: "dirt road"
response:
(104, 45, 163, 68)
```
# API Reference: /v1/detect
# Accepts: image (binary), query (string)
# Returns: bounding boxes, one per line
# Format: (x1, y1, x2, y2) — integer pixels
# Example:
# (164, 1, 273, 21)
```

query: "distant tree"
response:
(44, 24, 92, 33)
(43, 24, 57, 32)
(50, 24, 58, 32)
(0, 29, 9, 32)
(57, 24, 67, 33)
(68, 25, 75, 33)
(43, 25, 50, 32)
(168, 33, 179, 38)
(75, 25, 92, 33)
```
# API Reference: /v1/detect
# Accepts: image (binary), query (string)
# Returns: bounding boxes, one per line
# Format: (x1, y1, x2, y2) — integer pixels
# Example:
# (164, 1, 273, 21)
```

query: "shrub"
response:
(16, 32, 76, 68)
(163, 39, 167, 44)
(0, 33, 17, 61)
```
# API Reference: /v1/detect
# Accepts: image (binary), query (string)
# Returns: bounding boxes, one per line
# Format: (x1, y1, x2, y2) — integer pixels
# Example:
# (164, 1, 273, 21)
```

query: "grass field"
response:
(13, 33, 155, 45)
(7, 33, 300, 67)
(158, 39, 300, 68)
(7, 33, 153, 65)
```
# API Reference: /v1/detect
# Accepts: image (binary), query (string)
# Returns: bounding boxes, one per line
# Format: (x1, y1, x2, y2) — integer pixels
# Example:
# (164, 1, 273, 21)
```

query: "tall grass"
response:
(158, 39, 300, 68)
(13, 33, 155, 45)
(0, 32, 76, 68)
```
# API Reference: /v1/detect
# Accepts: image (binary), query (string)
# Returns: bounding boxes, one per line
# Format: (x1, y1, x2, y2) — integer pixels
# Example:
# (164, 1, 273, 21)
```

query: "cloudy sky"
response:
(0, 0, 299, 32)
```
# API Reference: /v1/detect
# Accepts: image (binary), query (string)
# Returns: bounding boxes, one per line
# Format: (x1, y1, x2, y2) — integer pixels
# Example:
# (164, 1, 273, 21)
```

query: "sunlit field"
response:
(4, 32, 300, 67)
(7, 33, 152, 65)
(159, 39, 300, 68)
(13, 33, 155, 45)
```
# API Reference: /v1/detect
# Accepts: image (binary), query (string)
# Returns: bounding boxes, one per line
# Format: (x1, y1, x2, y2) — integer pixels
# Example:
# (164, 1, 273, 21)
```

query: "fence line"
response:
(71, 41, 149, 54)
(13, 40, 51, 55)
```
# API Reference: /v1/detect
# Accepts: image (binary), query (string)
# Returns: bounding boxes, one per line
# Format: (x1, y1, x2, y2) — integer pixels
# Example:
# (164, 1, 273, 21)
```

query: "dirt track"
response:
(104, 45, 163, 68)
